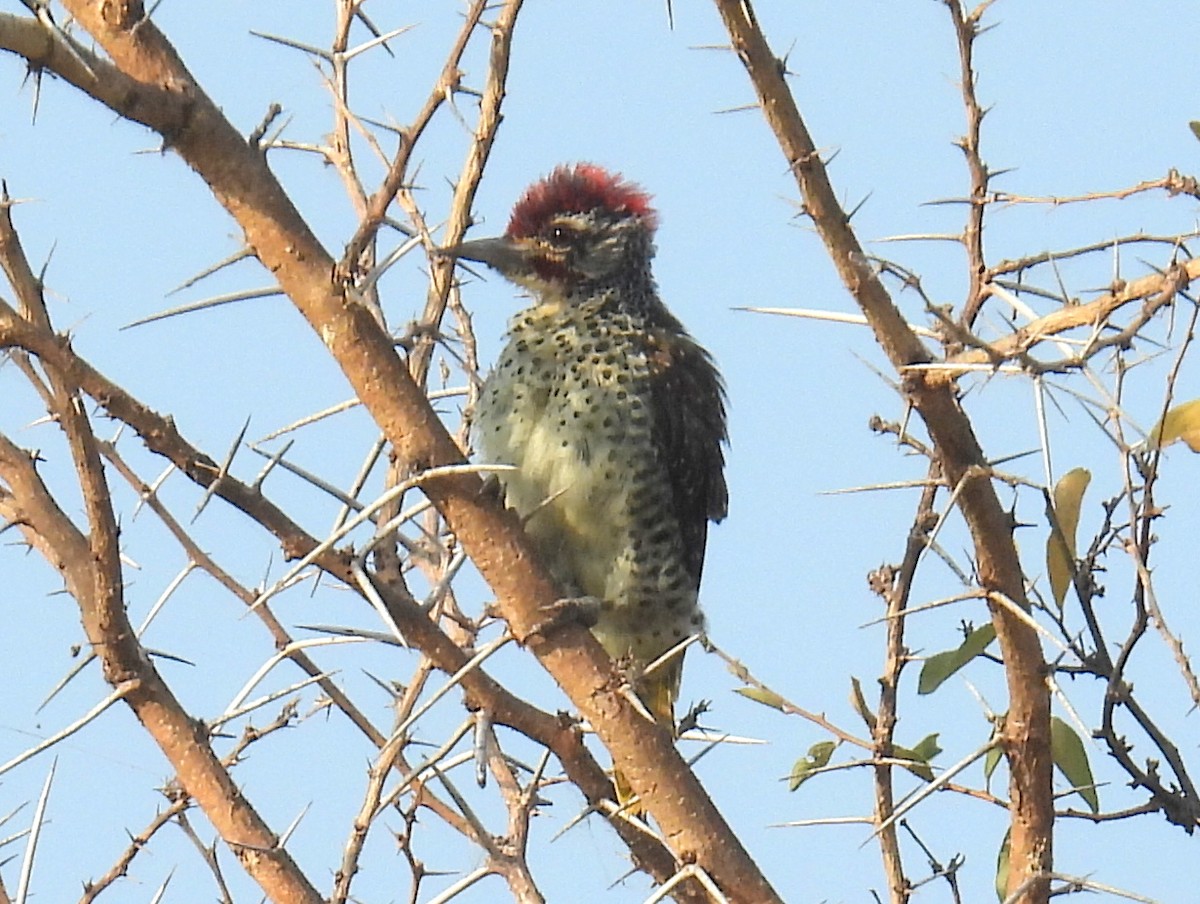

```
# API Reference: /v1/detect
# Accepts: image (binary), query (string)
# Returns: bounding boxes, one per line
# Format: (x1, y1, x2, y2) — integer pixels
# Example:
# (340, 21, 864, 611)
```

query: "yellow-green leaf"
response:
(918, 623, 996, 695)
(1147, 399, 1200, 452)
(983, 743, 1003, 791)
(789, 740, 837, 791)
(995, 828, 1011, 901)
(1190, 121, 1200, 142)
(849, 676, 876, 731)
(1046, 467, 1091, 608)
(909, 733, 942, 762)
(1050, 716, 1099, 813)
(735, 686, 786, 712)
(892, 733, 941, 782)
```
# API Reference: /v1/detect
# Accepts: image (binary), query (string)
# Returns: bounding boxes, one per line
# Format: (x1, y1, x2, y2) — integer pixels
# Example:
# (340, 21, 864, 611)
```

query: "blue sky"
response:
(3, 2, 1200, 901)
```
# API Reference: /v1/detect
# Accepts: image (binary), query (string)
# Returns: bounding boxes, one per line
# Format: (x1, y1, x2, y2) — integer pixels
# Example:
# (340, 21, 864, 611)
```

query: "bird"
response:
(446, 163, 728, 811)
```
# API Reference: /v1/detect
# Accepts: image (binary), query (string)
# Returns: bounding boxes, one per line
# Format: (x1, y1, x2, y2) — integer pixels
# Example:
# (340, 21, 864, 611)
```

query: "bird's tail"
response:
(613, 653, 683, 818)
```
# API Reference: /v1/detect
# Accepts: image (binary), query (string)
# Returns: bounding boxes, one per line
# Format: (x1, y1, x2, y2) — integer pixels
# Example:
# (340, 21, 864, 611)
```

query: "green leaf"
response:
(995, 828, 1011, 901)
(892, 733, 941, 782)
(735, 686, 786, 712)
(909, 732, 942, 762)
(849, 676, 876, 731)
(983, 744, 1003, 790)
(789, 740, 837, 791)
(1147, 399, 1200, 451)
(1046, 467, 1091, 608)
(918, 623, 996, 694)
(1190, 121, 1200, 142)
(1050, 716, 1099, 813)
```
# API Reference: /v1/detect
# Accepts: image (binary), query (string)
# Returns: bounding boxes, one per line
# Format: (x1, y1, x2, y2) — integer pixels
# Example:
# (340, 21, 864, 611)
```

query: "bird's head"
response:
(444, 164, 658, 296)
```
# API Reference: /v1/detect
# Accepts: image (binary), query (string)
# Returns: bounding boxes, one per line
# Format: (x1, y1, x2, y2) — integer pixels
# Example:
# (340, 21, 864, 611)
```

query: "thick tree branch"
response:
(0, 303, 696, 894)
(711, 1, 1052, 900)
(0, 189, 324, 901)
(3, 5, 771, 896)
(0, 430, 324, 904)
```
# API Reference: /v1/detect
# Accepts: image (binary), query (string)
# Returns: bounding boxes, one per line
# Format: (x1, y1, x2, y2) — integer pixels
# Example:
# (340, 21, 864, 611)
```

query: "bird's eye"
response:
(547, 224, 572, 244)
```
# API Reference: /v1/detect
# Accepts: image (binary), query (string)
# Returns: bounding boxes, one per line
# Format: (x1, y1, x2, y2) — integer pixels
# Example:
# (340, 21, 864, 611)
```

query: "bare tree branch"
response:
(0, 3, 779, 899)
(710, 1, 1052, 899)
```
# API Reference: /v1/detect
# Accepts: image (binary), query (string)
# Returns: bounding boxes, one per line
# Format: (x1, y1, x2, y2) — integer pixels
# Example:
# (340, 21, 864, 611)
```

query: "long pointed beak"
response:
(439, 236, 528, 276)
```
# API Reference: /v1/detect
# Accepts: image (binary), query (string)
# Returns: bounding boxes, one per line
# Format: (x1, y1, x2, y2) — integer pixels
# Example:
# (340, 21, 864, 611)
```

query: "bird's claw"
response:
(477, 473, 505, 502)
(528, 594, 604, 641)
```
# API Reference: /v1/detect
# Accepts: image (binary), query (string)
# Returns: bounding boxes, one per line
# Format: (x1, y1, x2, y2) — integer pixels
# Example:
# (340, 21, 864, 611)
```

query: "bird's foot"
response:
(477, 473, 505, 502)
(529, 594, 604, 641)
(677, 698, 712, 735)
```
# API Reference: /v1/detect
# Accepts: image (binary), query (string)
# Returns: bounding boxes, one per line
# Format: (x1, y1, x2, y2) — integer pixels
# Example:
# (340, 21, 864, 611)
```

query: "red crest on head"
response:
(506, 164, 658, 238)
